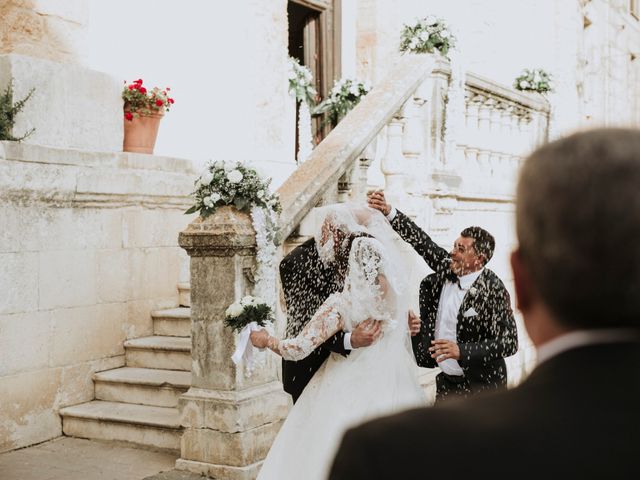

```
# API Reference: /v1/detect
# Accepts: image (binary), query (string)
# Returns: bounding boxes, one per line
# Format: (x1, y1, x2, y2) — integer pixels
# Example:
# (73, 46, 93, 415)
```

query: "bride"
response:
(250, 203, 426, 480)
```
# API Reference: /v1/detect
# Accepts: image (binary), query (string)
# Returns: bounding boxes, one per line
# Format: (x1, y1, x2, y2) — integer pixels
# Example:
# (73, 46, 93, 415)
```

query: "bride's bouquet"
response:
(226, 296, 274, 369)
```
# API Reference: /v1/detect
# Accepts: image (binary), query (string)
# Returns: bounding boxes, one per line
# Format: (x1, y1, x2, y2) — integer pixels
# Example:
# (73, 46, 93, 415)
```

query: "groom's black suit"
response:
(279, 238, 349, 403)
(330, 340, 640, 479)
(390, 211, 518, 396)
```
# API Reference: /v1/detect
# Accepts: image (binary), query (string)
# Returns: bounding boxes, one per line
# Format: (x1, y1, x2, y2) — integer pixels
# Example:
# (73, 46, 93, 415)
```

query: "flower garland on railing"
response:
(514, 68, 554, 94)
(288, 57, 318, 164)
(313, 77, 371, 126)
(399, 16, 456, 58)
(185, 160, 281, 374)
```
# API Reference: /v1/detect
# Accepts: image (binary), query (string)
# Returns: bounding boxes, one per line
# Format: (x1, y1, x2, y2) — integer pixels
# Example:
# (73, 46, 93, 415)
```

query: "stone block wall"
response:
(0, 141, 196, 452)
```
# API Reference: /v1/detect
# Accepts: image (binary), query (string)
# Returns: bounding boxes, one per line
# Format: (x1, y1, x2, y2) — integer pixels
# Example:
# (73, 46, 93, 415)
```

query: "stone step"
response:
(60, 400, 181, 452)
(152, 307, 191, 337)
(178, 282, 191, 307)
(94, 367, 191, 408)
(124, 336, 191, 371)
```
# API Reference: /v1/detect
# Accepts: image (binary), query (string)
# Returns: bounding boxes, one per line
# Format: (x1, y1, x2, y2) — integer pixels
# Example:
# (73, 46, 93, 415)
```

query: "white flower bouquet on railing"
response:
(514, 68, 554, 94)
(288, 57, 317, 164)
(185, 160, 281, 217)
(226, 295, 274, 369)
(288, 57, 317, 106)
(399, 15, 455, 57)
(313, 77, 371, 126)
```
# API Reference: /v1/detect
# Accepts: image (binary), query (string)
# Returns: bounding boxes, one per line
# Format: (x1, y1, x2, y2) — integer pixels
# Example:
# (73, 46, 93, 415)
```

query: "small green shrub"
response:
(0, 79, 35, 141)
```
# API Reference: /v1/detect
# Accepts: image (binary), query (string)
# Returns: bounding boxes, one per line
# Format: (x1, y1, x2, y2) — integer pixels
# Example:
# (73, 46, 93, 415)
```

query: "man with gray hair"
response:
(330, 128, 640, 479)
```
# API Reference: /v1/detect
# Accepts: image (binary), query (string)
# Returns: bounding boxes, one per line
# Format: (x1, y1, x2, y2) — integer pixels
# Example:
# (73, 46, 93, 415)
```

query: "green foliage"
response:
(0, 79, 35, 142)
(399, 16, 455, 58)
(185, 161, 281, 218)
(312, 78, 371, 126)
(514, 69, 554, 93)
(224, 300, 274, 333)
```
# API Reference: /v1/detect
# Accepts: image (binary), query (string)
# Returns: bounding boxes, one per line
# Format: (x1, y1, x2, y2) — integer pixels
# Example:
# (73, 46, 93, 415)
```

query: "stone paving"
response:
(0, 437, 192, 480)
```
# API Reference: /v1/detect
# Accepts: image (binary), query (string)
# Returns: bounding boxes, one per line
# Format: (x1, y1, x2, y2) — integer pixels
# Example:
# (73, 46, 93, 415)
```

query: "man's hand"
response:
(367, 190, 391, 216)
(429, 339, 460, 362)
(351, 319, 382, 348)
(408, 310, 421, 336)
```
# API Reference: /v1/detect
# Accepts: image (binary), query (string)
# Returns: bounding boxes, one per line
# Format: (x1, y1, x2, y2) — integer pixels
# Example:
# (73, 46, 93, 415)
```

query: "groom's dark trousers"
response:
(279, 238, 349, 403)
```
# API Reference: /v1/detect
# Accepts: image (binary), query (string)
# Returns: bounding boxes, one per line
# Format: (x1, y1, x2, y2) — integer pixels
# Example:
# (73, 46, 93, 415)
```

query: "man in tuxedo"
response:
(330, 128, 640, 479)
(368, 193, 518, 401)
(279, 237, 381, 403)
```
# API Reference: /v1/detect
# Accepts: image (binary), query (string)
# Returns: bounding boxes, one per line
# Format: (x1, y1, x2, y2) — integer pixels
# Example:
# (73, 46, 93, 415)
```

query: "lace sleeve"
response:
(273, 293, 343, 361)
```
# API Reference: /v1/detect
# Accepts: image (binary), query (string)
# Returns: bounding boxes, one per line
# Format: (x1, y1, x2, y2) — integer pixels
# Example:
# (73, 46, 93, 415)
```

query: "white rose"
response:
(225, 302, 244, 318)
(210, 192, 221, 203)
(240, 295, 253, 306)
(418, 31, 429, 41)
(200, 171, 214, 186)
(349, 84, 360, 96)
(203, 196, 214, 208)
(440, 30, 450, 39)
(409, 38, 418, 49)
(227, 170, 243, 183)
(519, 80, 530, 89)
(252, 296, 265, 306)
(425, 15, 437, 26)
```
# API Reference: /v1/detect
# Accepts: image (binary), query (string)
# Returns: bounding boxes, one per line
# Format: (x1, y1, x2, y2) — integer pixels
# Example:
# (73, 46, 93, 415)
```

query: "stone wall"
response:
(0, 141, 195, 452)
(0, 0, 89, 64)
(354, 0, 640, 136)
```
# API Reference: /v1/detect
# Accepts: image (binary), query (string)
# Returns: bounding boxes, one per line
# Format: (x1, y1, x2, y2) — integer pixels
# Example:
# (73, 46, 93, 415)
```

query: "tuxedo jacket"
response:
(279, 238, 349, 403)
(329, 340, 640, 479)
(390, 210, 518, 391)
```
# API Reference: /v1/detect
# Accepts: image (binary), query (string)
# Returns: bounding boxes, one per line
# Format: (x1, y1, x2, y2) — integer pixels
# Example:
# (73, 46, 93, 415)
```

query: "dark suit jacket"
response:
(391, 210, 518, 391)
(279, 238, 349, 403)
(329, 340, 640, 479)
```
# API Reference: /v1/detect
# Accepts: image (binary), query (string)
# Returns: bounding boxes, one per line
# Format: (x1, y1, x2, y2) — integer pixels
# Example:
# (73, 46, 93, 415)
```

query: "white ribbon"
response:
(231, 322, 264, 368)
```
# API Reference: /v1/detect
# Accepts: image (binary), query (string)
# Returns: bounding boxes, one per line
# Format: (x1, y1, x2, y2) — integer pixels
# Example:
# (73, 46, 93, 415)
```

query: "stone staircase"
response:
(59, 302, 192, 452)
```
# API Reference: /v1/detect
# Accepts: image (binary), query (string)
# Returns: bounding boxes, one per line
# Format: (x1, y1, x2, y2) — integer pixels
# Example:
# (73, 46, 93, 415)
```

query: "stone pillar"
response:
(0, 0, 122, 151)
(176, 207, 290, 480)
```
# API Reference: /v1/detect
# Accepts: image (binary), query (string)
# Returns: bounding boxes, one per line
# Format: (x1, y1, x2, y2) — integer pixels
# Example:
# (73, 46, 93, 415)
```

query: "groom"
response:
(279, 237, 381, 403)
(369, 192, 518, 401)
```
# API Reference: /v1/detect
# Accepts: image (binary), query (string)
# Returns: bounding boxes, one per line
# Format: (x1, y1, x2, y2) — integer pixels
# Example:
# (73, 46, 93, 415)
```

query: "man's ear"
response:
(511, 248, 533, 313)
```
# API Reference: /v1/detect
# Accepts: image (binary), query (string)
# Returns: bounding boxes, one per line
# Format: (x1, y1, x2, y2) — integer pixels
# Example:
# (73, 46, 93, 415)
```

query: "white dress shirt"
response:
(435, 269, 483, 376)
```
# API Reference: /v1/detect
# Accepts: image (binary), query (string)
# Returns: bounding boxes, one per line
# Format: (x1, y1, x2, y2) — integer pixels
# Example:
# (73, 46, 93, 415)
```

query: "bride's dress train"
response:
(257, 206, 426, 480)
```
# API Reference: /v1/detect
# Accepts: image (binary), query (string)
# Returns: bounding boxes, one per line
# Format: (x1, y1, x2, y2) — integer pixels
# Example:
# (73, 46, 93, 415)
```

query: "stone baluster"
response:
(401, 91, 426, 196)
(337, 163, 355, 203)
(350, 142, 376, 201)
(177, 207, 290, 479)
(380, 117, 408, 207)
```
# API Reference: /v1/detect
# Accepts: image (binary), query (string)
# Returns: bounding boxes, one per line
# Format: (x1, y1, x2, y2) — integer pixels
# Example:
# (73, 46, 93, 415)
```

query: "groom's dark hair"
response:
(461, 226, 495, 265)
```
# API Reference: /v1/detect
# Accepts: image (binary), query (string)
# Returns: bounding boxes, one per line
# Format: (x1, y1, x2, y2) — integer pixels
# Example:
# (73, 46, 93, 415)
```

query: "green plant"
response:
(122, 78, 174, 121)
(399, 16, 455, 57)
(0, 79, 35, 141)
(313, 78, 370, 126)
(185, 160, 281, 217)
(288, 57, 317, 106)
(514, 69, 554, 93)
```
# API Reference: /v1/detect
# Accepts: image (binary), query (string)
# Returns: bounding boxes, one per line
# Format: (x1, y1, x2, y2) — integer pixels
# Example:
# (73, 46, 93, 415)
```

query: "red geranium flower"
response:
(124, 112, 134, 121)
(168, 98, 175, 104)
(139, 87, 147, 94)
(155, 99, 163, 107)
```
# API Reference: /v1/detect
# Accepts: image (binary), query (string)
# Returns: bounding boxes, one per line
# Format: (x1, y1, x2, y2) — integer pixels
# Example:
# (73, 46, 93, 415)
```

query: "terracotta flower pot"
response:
(123, 110, 164, 154)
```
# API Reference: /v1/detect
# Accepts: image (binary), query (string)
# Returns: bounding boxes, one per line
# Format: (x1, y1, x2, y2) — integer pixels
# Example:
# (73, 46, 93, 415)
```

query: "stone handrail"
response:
(275, 53, 437, 244)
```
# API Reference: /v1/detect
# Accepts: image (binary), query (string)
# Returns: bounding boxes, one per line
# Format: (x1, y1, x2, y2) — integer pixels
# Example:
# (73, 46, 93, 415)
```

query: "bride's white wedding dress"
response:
(257, 205, 426, 480)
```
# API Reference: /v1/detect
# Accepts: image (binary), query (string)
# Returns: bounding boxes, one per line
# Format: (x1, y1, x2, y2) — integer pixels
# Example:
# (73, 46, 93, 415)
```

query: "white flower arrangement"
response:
(400, 16, 456, 57)
(288, 56, 317, 106)
(313, 77, 371, 126)
(225, 295, 273, 333)
(513, 68, 554, 94)
(185, 160, 281, 217)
